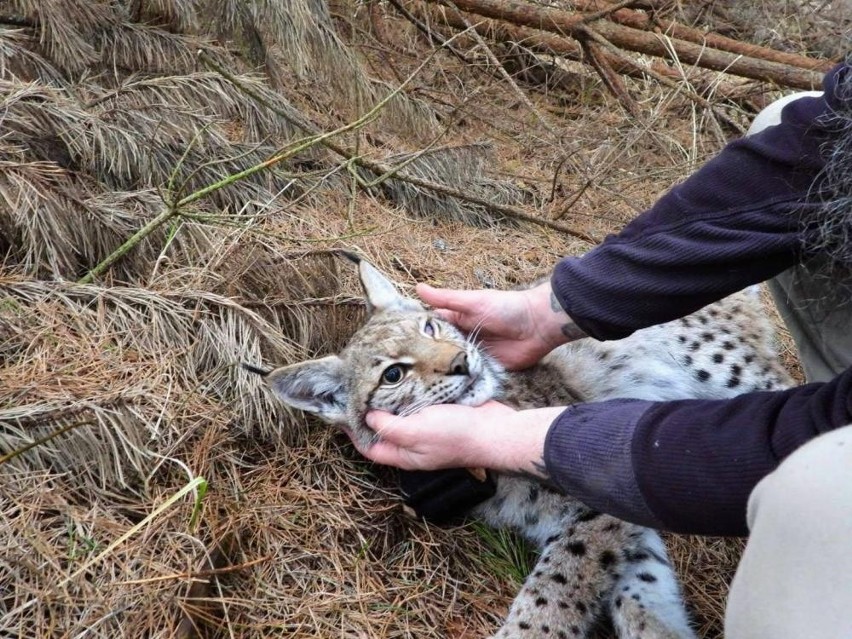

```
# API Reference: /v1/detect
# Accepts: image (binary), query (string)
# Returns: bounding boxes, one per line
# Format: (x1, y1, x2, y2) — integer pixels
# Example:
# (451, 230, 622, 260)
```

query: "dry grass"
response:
(0, 0, 832, 637)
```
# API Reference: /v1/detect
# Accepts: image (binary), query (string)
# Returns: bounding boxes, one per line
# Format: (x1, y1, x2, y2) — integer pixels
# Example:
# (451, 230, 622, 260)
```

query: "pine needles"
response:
(0, 0, 548, 635)
(0, 0, 816, 636)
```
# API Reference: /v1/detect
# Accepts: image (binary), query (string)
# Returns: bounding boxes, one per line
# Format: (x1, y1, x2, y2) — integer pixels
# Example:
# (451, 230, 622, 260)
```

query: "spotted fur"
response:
(262, 261, 791, 639)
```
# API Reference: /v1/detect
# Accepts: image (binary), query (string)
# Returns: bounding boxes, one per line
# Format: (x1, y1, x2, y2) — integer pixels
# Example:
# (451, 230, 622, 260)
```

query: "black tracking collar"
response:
(398, 468, 497, 524)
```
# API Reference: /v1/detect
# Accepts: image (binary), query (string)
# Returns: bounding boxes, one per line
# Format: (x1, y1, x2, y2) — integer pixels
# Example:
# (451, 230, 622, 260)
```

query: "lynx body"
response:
(261, 258, 791, 639)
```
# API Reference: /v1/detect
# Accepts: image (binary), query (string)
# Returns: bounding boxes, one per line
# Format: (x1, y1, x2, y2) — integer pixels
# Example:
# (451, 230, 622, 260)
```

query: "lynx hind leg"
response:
(491, 538, 609, 639)
(490, 515, 629, 639)
(609, 528, 696, 639)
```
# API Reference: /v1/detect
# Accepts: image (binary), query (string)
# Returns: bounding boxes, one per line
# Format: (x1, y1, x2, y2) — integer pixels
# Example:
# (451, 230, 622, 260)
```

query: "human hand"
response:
(417, 281, 585, 370)
(357, 401, 513, 470)
(355, 401, 564, 480)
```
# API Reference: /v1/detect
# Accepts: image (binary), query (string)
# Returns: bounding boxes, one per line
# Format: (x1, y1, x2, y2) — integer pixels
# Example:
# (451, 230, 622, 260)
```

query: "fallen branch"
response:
(568, 0, 835, 73)
(417, 2, 746, 133)
(420, 0, 826, 89)
(0, 420, 95, 465)
(203, 55, 599, 243)
(416, 1, 754, 101)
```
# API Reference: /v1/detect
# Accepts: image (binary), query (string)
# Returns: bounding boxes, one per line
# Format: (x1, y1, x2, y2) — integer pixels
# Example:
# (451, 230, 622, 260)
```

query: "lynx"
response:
(254, 256, 791, 639)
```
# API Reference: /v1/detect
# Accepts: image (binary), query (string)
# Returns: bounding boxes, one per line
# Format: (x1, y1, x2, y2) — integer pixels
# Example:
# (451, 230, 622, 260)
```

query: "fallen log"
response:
(421, 0, 826, 89)
(413, 2, 757, 103)
(568, 0, 836, 73)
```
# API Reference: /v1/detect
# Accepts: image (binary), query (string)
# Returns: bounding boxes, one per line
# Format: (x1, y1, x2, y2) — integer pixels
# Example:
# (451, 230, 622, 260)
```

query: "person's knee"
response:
(747, 91, 824, 137)
(747, 425, 852, 530)
(730, 426, 852, 638)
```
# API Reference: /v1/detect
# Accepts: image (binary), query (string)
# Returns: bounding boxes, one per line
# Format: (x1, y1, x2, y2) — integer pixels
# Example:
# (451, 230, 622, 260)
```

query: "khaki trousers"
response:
(725, 424, 852, 638)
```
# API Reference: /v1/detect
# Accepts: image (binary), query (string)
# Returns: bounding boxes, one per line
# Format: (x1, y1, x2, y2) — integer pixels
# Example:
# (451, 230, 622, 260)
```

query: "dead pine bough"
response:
(0, 0, 834, 637)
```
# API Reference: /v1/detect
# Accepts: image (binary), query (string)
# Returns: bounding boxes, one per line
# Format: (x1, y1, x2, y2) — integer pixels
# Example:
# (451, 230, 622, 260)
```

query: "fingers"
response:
(360, 440, 410, 468)
(417, 283, 482, 329)
(363, 409, 399, 442)
(416, 283, 477, 312)
(357, 410, 419, 468)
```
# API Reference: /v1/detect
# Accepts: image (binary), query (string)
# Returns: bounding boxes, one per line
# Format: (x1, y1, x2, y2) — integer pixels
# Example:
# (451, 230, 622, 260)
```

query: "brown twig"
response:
(122, 556, 269, 586)
(579, 33, 641, 118)
(547, 153, 574, 204)
(239, 296, 366, 309)
(176, 532, 238, 639)
(0, 420, 96, 465)
(554, 179, 594, 220)
(204, 55, 599, 243)
(385, 0, 473, 65)
(577, 22, 746, 134)
(443, 0, 558, 134)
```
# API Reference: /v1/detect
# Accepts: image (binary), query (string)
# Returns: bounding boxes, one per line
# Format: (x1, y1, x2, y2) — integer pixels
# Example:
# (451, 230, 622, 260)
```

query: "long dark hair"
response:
(808, 55, 852, 282)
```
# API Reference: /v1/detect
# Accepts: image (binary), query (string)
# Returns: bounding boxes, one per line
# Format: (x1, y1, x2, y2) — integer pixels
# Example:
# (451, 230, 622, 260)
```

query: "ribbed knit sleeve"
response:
(542, 366, 852, 536)
(551, 63, 850, 341)
(631, 366, 852, 536)
(544, 399, 661, 528)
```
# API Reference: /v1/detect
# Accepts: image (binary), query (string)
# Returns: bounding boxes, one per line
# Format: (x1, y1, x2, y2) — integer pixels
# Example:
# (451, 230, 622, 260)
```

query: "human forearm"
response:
(631, 367, 852, 535)
(480, 405, 566, 480)
(544, 399, 663, 528)
(545, 366, 852, 536)
(552, 62, 851, 341)
(525, 281, 586, 354)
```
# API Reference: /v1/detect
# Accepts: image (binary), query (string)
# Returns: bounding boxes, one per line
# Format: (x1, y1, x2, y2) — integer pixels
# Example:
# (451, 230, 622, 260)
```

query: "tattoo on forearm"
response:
(532, 458, 550, 480)
(549, 291, 584, 341)
(507, 456, 561, 491)
(549, 291, 563, 313)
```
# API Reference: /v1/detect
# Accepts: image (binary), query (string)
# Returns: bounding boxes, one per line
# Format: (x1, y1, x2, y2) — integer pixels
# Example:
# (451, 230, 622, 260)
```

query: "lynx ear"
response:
(266, 355, 349, 423)
(343, 252, 422, 314)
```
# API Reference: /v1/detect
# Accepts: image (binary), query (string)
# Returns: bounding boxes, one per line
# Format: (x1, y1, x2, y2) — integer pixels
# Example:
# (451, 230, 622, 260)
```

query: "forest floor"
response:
(0, 1, 845, 637)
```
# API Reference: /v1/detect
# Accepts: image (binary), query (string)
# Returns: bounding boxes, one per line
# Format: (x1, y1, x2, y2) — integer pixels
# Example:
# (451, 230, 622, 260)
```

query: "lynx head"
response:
(258, 255, 504, 449)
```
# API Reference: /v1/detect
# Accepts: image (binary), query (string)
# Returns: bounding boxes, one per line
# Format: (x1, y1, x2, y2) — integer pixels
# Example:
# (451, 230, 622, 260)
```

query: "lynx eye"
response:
(381, 364, 405, 386)
(423, 319, 436, 338)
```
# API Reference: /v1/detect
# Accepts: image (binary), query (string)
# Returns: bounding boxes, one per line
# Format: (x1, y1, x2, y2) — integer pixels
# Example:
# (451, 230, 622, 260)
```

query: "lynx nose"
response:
(448, 352, 470, 376)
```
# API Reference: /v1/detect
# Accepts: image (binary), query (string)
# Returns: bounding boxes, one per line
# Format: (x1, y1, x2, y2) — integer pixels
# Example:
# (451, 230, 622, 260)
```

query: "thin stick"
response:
(385, 0, 472, 64)
(580, 33, 641, 118)
(581, 25, 746, 133)
(0, 420, 96, 465)
(443, 0, 558, 135)
(205, 55, 598, 243)
(120, 555, 269, 586)
(77, 43, 450, 284)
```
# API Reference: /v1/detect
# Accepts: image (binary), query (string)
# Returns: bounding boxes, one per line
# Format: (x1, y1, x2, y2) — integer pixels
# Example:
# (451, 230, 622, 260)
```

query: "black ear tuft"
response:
(339, 250, 362, 265)
(242, 362, 272, 376)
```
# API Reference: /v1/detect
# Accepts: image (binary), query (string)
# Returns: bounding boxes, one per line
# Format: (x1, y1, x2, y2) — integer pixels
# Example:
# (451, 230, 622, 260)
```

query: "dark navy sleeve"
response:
(544, 365, 852, 536)
(551, 62, 849, 341)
